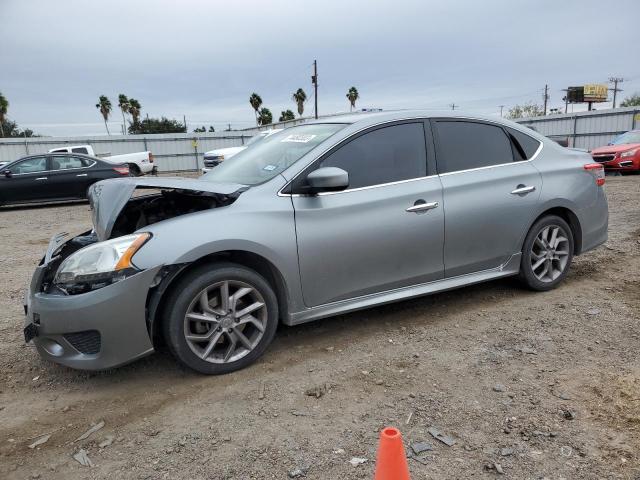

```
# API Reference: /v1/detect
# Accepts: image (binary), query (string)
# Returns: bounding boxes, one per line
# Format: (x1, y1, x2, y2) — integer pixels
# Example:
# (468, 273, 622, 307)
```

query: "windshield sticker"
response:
(281, 134, 317, 143)
(263, 164, 277, 171)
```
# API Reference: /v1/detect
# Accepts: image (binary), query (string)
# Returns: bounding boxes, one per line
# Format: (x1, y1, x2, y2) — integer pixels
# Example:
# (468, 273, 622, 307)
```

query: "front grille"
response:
(204, 160, 220, 168)
(592, 154, 615, 163)
(64, 330, 101, 354)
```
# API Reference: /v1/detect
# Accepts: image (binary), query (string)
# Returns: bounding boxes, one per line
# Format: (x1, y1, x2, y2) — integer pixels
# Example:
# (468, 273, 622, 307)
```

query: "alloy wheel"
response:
(183, 280, 267, 364)
(530, 225, 570, 283)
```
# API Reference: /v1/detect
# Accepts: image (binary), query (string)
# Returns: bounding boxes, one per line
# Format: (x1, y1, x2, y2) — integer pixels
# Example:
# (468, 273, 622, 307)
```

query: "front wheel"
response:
(162, 263, 279, 374)
(519, 215, 574, 291)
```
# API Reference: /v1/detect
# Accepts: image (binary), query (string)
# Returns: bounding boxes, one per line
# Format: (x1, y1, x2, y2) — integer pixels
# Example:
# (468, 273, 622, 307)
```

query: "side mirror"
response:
(305, 167, 349, 193)
(3, 169, 12, 178)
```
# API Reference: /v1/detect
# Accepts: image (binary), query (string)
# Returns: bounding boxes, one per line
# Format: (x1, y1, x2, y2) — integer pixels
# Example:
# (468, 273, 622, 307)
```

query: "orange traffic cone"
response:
(374, 427, 411, 480)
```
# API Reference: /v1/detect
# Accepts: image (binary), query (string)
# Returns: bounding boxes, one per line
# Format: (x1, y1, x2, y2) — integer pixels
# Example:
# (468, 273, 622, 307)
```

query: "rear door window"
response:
(49, 155, 86, 170)
(434, 120, 514, 174)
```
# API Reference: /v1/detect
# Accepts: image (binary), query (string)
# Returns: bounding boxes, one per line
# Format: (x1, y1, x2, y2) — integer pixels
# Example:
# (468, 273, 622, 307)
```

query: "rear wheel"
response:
(519, 215, 574, 291)
(162, 263, 278, 374)
(128, 163, 141, 176)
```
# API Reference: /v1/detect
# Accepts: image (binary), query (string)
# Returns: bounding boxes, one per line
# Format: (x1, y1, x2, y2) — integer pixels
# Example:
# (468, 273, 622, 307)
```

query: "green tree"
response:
(128, 116, 186, 134)
(258, 107, 272, 126)
(193, 126, 206, 133)
(95, 95, 112, 135)
(208, 126, 215, 132)
(346, 86, 359, 112)
(118, 94, 130, 134)
(279, 109, 295, 122)
(128, 98, 142, 126)
(1, 119, 37, 137)
(506, 102, 544, 119)
(249, 93, 263, 125)
(292, 88, 307, 116)
(0, 92, 8, 138)
(620, 93, 640, 107)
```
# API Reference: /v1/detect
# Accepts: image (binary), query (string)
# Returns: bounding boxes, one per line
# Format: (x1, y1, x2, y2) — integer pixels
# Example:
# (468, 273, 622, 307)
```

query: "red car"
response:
(591, 130, 640, 173)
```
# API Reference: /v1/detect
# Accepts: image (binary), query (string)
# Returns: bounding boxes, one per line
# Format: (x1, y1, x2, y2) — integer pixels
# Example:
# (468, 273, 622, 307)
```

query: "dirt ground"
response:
(1, 176, 639, 479)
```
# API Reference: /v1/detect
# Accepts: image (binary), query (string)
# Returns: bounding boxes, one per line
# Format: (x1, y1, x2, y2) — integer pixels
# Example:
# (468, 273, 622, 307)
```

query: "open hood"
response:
(88, 177, 246, 241)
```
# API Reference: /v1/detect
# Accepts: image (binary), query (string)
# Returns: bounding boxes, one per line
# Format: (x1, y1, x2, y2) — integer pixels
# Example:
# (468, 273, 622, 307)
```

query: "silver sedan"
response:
(24, 111, 608, 374)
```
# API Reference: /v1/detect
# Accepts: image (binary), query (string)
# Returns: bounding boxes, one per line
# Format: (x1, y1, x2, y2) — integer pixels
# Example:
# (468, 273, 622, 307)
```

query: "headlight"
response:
(54, 233, 150, 292)
(620, 149, 638, 158)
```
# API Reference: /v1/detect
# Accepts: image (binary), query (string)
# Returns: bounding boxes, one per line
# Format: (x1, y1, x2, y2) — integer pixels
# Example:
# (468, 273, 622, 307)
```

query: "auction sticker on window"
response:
(281, 134, 317, 143)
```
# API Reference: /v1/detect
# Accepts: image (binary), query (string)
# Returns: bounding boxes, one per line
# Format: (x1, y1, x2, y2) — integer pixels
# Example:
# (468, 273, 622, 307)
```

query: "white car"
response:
(49, 145, 155, 176)
(201, 129, 282, 173)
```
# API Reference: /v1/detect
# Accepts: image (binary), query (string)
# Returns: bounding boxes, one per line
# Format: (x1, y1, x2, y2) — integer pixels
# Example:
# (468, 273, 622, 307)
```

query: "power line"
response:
(608, 76, 624, 108)
(542, 84, 549, 115)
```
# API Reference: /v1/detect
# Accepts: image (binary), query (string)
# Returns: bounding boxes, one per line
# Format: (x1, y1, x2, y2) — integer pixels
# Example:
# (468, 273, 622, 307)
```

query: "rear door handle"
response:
(511, 185, 536, 195)
(76, 173, 88, 177)
(406, 201, 439, 213)
(35, 177, 48, 181)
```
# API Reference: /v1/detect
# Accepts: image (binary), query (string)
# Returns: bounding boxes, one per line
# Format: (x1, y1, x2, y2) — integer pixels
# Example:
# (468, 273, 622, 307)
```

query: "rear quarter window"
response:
(506, 127, 542, 160)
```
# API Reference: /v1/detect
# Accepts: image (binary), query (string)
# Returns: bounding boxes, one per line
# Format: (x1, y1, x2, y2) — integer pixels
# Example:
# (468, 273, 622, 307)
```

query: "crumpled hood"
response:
(88, 177, 246, 241)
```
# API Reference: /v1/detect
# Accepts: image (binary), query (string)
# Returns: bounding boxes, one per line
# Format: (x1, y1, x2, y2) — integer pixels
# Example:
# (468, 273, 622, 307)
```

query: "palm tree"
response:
(128, 98, 142, 125)
(96, 95, 112, 135)
(118, 94, 130, 135)
(292, 88, 307, 117)
(258, 107, 272, 125)
(346, 87, 359, 112)
(0, 92, 8, 138)
(279, 109, 295, 122)
(249, 93, 263, 125)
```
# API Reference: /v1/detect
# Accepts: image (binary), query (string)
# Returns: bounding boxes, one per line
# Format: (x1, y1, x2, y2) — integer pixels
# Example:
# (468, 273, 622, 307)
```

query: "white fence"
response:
(3, 108, 639, 171)
(0, 132, 253, 172)
(515, 106, 640, 150)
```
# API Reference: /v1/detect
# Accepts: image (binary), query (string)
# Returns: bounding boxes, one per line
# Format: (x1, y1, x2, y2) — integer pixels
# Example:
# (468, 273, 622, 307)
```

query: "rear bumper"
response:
(578, 187, 609, 254)
(24, 259, 161, 370)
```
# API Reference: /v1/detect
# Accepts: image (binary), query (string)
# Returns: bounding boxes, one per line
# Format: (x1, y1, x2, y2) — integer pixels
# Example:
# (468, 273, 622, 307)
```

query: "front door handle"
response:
(35, 177, 48, 181)
(406, 201, 439, 213)
(76, 173, 88, 177)
(511, 185, 536, 195)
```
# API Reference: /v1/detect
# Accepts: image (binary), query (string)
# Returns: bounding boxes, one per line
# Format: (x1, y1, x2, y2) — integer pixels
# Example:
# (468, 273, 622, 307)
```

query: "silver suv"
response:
(24, 111, 608, 374)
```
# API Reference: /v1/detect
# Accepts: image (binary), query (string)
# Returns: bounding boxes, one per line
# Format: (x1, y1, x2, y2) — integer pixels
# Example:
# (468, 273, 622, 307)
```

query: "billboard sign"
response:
(583, 84, 608, 102)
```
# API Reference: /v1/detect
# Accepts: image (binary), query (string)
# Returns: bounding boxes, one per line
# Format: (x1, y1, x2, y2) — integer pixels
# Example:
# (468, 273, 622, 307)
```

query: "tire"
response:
(128, 164, 141, 176)
(162, 262, 279, 375)
(519, 215, 574, 291)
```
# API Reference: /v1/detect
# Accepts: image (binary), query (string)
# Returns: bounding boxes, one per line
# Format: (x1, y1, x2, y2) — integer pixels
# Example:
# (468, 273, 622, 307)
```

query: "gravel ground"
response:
(0, 176, 639, 479)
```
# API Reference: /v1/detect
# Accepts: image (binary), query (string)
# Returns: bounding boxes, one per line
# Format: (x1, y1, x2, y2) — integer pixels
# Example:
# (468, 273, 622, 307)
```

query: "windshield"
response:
(611, 131, 640, 145)
(245, 132, 269, 146)
(202, 124, 345, 185)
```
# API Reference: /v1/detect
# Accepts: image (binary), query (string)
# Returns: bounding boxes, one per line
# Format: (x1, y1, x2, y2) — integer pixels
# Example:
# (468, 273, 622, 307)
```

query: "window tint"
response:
(317, 123, 427, 189)
(50, 155, 86, 170)
(506, 127, 541, 160)
(11, 156, 47, 174)
(434, 121, 514, 173)
(71, 147, 89, 154)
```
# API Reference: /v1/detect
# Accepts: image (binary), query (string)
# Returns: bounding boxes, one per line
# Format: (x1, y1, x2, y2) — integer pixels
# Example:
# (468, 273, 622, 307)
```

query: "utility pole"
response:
(449, 103, 457, 111)
(498, 105, 504, 117)
(312, 60, 318, 119)
(608, 77, 624, 109)
(542, 84, 549, 115)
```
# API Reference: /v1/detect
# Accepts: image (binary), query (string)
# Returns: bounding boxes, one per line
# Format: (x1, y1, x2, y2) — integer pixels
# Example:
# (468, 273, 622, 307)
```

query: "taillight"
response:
(113, 166, 130, 175)
(148, 153, 154, 163)
(584, 163, 605, 186)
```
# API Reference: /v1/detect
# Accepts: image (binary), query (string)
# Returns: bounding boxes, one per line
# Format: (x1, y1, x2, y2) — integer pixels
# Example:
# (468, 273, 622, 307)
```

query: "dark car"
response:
(0, 153, 130, 206)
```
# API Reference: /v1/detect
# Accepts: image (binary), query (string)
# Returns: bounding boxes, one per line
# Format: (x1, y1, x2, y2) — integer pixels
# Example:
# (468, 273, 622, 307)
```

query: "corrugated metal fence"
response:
(0, 132, 252, 172)
(2, 108, 639, 171)
(515, 106, 640, 150)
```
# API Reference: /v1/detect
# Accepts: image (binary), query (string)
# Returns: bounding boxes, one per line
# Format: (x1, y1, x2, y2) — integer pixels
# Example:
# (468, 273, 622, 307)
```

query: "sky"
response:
(1, 0, 639, 137)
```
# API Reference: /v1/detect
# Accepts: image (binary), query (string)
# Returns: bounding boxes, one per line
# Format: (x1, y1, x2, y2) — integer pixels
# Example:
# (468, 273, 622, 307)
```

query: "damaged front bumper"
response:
(23, 234, 162, 370)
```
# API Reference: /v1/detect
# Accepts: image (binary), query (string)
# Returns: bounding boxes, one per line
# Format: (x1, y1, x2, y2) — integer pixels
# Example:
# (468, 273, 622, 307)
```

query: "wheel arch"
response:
(527, 206, 583, 255)
(147, 250, 290, 345)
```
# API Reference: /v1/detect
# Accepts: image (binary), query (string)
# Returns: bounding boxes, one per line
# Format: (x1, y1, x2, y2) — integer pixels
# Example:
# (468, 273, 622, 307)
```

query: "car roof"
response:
(305, 109, 539, 137)
(6, 152, 102, 166)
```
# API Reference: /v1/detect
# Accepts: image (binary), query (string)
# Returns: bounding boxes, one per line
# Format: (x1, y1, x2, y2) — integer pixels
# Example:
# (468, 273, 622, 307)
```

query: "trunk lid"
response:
(88, 177, 246, 240)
